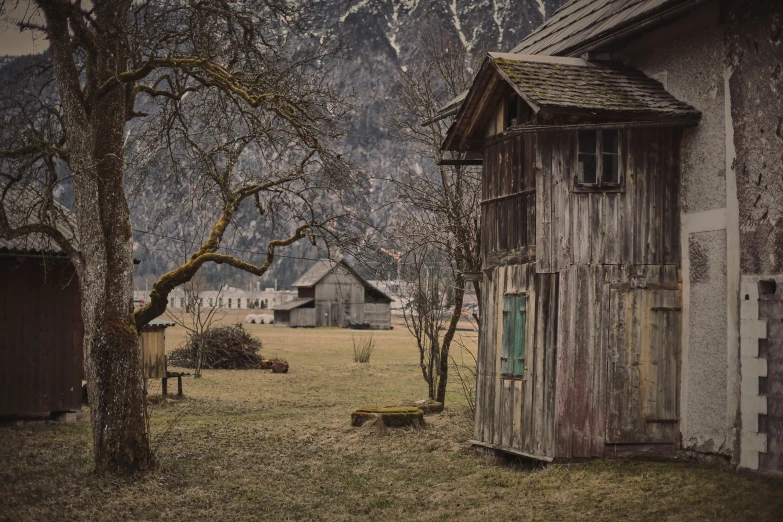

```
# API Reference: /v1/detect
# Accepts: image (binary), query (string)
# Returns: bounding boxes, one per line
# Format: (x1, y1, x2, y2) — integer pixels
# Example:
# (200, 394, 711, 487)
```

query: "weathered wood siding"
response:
(477, 126, 683, 459)
(273, 310, 289, 327)
(140, 327, 166, 379)
(475, 263, 558, 459)
(536, 128, 681, 273)
(315, 270, 365, 326)
(482, 134, 536, 267)
(290, 308, 317, 327)
(0, 258, 83, 416)
(364, 303, 391, 330)
(553, 264, 680, 458)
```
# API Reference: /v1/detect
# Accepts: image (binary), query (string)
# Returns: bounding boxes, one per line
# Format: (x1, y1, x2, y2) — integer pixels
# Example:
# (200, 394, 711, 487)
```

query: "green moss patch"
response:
(351, 406, 424, 428)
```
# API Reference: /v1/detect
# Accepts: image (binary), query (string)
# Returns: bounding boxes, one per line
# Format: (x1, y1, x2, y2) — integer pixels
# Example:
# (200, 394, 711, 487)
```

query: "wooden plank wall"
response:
(315, 271, 365, 326)
(364, 303, 391, 330)
(475, 262, 558, 459)
(482, 134, 536, 266)
(536, 128, 681, 273)
(554, 264, 680, 459)
(140, 328, 166, 379)
(0, 258, 83, 416)
(290, 308, 317, 327)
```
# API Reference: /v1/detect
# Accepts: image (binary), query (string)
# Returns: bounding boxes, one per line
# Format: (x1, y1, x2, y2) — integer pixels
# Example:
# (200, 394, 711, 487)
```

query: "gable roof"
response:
(273, 297, 314, 311)
(442, 52, 699, 150)
(511, 0, 700, 57)
(292, 259, 392, 303)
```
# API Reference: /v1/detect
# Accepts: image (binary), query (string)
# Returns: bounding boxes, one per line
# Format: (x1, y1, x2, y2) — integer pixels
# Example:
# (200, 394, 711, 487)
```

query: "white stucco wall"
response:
(613, 4, 738, 456)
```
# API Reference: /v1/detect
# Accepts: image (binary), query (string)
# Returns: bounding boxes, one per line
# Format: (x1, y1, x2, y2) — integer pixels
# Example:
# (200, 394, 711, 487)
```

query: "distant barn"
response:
(274, 259, 392, 329)
(0, 229, 83, 417)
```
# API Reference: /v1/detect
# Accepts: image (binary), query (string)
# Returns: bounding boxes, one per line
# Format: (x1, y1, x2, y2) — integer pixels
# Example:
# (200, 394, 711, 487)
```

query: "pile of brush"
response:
(168, 324, 288, 372)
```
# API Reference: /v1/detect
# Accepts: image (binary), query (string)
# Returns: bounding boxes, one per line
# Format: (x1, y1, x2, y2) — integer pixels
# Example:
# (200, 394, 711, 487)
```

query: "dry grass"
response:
(1, 317, 783, 521)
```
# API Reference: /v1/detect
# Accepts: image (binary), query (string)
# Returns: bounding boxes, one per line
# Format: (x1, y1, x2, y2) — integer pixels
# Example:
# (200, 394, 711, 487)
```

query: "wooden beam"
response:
(469, 439, 555, 462)
(460, 73, 499, 151)
(437, 159, 483, 166)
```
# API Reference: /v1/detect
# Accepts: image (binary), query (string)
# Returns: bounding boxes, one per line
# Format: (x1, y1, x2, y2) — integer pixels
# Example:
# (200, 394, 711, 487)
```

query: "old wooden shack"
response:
(0, 238, 83, 417)
(433, 0, 783, 473)
(274, 259, 392, 329)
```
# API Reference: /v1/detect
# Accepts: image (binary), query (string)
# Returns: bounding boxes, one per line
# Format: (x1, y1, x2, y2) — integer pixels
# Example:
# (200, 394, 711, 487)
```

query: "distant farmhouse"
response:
(0, 201, 83, 417)
(274, 259, 392, 329)
(428, 0, 783, 474)
(134, 287, 296, 311)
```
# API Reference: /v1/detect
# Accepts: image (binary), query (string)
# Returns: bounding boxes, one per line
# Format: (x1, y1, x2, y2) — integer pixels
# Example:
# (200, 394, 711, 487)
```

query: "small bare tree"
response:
(399, 248, 451, 402)
(385, 27, 484, 405)
(165, 277, 225, 378)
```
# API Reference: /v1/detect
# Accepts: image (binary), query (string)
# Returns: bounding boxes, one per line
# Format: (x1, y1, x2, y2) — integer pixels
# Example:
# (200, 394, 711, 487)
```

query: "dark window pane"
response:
(578, 130, 596, 153)
(505, 96, 518, 128)
(578, 153, 597, 184)
(603, 129, 619, 154)
(603, 153, 620, 184)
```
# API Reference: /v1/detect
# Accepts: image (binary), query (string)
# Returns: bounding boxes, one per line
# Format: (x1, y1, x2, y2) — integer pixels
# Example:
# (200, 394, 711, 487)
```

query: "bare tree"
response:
(385, 28, 483, 405)
(164, 276, 225, 378)
(399, 247, 450, 401)
(0, 0, 357, 473)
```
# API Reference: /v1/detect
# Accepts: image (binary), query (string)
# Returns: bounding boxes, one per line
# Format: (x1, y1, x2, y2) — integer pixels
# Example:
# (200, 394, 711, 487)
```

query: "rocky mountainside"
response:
(2, 1, 567, 289)
(224, 0, 566, 288)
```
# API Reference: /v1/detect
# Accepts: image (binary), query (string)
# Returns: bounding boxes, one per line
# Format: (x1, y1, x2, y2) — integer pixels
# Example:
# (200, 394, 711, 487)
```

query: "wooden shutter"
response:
(514, 296, 527, 376)
(502, 295, 527, 377)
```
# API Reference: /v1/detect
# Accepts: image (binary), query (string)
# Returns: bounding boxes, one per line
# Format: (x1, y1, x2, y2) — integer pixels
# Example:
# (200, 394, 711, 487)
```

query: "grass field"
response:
(1, 316, 783, 521)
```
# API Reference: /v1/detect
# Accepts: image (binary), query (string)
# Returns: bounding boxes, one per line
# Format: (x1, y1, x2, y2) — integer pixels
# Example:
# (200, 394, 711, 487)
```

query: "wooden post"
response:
(162, 377, 168, 396)
(177, 375, 183, 397)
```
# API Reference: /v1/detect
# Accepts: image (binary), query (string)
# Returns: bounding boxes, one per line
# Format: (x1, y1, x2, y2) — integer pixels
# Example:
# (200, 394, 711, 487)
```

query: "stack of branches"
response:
(169, 324, 287, 372)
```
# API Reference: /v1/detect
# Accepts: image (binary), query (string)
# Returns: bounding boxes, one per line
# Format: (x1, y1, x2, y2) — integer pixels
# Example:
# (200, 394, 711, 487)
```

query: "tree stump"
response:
(400, 399, 444, 414)
(351, 406, 424, 428)
(260, 359, 289, 373)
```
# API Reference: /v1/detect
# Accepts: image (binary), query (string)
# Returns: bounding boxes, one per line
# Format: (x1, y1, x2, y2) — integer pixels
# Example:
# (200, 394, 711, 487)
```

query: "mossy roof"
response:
(490, 53, 699, 117)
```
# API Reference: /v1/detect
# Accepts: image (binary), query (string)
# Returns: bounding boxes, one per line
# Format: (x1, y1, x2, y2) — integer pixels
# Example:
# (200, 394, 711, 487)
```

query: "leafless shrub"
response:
(450, 317, 479, 433)
(352, 333, 375, 363)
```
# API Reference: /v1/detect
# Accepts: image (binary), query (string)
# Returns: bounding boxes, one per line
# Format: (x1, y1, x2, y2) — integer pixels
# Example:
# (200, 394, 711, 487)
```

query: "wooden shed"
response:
(0, 241, 84, 417)
(274, 259, 392, 329)
(139, 318, 174, 379)
(439, 46, 700, 460)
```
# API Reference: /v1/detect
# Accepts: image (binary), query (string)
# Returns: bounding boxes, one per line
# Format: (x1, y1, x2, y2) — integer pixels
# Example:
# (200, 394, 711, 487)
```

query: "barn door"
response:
(496, 294, 526, 447)
(607, 287, 681, 444)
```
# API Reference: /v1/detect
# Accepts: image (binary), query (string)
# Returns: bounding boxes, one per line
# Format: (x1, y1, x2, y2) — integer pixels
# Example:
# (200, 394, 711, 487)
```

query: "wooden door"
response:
(607, 287, 681, 444)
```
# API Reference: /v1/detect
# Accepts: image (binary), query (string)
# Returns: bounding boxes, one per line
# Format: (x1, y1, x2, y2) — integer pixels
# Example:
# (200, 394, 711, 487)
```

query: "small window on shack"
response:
(576, 129, 622, 190)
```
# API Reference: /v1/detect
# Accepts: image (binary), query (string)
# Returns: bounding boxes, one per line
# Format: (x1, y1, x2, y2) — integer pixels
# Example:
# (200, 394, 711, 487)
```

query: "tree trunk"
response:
(42, 3, 154, 473)
(435, 276, 466, 405)
(85, 315, 153, 473)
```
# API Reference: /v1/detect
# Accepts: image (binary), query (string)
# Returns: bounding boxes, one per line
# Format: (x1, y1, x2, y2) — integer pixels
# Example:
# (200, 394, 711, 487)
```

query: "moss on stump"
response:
(395, 399, 443, 415)
(351, 406, 424, 428)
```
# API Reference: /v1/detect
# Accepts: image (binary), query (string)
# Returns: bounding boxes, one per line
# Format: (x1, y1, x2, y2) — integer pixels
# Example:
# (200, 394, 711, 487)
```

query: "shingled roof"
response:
(441, 52, 699, 150)
(0, 188, 77, 256)
(491, 53, 699, 117)
(511, 0, 698, 57)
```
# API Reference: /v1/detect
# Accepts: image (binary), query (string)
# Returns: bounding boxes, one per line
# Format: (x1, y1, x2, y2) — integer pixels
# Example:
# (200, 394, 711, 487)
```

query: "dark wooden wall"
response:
(482, 134, 536, 267)
(0, 257, 83, 416)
